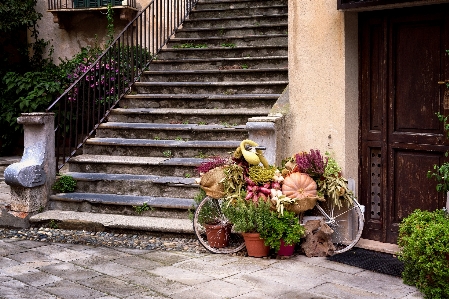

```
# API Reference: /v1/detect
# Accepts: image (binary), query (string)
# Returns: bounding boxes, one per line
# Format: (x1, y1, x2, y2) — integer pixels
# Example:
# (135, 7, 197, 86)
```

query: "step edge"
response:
(29, 211, 194, 233)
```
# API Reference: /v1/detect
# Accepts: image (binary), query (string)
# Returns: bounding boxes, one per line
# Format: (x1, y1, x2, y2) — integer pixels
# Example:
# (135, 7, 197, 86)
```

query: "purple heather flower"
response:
(197, 156, 230, 174)
(295, 149, 326, 178)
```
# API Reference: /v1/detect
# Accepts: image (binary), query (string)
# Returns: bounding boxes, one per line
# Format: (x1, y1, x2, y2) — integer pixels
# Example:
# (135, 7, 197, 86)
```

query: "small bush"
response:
(133, 202, 152, 214)
(262, 210, 305, 251)
(52, 175, 77, 193)
(398, 209, 449, 299)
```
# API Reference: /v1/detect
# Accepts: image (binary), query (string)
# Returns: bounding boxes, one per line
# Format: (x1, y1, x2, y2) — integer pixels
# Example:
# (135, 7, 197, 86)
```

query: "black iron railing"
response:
(48, 0, 137, 10)
(46, 0, 199, 171)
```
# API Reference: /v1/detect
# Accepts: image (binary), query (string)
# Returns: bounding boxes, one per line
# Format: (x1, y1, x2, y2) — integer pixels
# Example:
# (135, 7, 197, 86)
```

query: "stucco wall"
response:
(34, 0, 150, 63)
(287, 0, 359, 183)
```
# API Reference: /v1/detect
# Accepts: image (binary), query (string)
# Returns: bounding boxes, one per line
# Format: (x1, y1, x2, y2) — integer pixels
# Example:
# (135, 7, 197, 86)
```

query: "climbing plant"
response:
(0, 0, 57, 155)
(0, 2, 118, 155)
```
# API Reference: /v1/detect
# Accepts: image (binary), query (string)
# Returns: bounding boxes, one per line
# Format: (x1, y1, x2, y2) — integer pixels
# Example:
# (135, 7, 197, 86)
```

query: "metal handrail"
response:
(48, 0, 137, 10)
(46, 0, 199, 170)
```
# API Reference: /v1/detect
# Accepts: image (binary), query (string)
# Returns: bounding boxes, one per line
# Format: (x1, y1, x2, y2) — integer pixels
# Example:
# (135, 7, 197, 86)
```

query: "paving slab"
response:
(39, 262, 101, 281)
(310, 282, 385, 299)
(0, 240, 24, 256)
(79, 275, 146, 297)
(141, 250, 197, 265)
(39, 280, 108, 299)
(148, 265, 214, 285)
(0, 277, 58, 299)
(118, 270, 193, 296)
(11, 270, 63, 287)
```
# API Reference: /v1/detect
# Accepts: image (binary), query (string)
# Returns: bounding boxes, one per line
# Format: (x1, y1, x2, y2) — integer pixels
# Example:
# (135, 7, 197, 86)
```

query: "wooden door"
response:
(359, 5, 449, 244)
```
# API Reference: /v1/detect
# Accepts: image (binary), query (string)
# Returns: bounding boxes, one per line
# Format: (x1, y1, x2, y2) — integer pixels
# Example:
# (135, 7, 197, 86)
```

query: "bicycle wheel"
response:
(315, 197, 364, 254)
(193, 196, 246, 254)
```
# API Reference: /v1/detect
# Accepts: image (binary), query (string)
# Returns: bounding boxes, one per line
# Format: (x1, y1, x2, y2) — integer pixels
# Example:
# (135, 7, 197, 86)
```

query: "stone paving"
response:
(0, 238, 423, 299)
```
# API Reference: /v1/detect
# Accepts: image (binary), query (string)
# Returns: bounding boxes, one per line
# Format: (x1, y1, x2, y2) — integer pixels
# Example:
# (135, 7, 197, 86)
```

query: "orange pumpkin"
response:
(282, 172, 317, 199)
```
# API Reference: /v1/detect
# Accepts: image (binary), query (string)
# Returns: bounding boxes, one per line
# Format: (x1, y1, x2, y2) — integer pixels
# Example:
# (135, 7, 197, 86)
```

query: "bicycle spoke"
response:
(193, 196, 245, 254)
(313, 197, 364, 254)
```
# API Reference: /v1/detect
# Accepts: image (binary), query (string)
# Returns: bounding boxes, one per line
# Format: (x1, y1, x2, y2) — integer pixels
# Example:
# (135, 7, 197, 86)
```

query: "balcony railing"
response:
(48, 0, 137, 10)
(46, 0, 199, 171)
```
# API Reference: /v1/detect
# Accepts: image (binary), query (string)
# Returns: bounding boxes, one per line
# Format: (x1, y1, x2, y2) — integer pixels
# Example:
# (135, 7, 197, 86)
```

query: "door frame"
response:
(358, 4, 449, 243)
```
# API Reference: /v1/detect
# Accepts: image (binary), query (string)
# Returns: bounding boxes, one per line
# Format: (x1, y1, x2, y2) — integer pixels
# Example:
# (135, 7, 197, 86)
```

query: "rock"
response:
(301, 219, 335, 257)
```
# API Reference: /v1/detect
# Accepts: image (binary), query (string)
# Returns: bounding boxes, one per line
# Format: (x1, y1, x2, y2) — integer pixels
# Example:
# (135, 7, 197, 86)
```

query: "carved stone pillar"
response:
(4, 113, 55, 220)
(246, 114, 285, 167)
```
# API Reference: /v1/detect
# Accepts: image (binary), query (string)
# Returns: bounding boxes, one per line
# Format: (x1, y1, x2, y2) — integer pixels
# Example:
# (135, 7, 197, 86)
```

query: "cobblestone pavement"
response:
(0, 238, 423, 299)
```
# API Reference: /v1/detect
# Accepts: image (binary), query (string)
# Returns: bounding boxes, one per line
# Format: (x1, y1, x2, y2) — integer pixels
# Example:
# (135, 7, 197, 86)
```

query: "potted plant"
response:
(262, 209, 305, 256)
(192, 189, 231, 249)
(223, 199, 273, 257)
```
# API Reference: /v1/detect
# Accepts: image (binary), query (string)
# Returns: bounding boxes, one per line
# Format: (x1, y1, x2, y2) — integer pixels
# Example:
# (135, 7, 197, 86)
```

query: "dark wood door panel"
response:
(387, 148, 446, 243)
(360, 16, 386, 143)
(389, 15, 446, 144)
(360, 143, 384, 242)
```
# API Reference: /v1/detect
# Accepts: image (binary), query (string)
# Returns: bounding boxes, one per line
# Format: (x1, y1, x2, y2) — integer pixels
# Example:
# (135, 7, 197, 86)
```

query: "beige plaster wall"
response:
(34, 0, 150, 63)
(287, 0, 359, 183)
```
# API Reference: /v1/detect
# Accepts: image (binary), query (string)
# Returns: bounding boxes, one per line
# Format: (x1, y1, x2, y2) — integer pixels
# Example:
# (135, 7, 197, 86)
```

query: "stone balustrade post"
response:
(246, 114, 285, 167)
(4, 113, 55, 221)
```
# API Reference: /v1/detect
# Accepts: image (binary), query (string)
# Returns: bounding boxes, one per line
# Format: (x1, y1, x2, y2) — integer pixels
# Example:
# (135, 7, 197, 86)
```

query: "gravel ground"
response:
(0, 227, 210, 253)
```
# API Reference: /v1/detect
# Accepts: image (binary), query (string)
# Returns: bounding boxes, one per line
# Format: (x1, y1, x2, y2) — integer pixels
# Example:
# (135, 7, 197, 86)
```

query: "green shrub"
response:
(52, 175, 77, 193)
(398, 209, 449, 299)
(223, 199, 273, 234)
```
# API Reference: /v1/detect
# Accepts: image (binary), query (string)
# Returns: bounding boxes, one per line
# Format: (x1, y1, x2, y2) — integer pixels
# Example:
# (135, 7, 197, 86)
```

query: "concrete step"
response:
(0, 157, 21, 182)
(174, 24, 287, 39)
(47, 192, 195, 222)
(82, 138, 241, 158)
(157, 46, 288, 60)
(139, 68, 288, 82)
(66, 172, 199, 198)
(120, 93, 280, 109)
(49, 192, 194, 209)
(132, 80, 288, 94)
(195, 0, 287, 10)
(148, 56, 288, 71)
(182, 14, 288, 29)
(95, 122, 248, 141)
(107, 107, 270, 125)
(167, 35, 287, 48)
(29, 210, 194, 233)
(68, 155, 203, 177)
(189, 5, 287, 19)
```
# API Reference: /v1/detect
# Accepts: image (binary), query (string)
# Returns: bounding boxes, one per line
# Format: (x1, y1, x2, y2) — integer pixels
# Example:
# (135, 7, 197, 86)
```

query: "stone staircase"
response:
(31, 0, 288, 233)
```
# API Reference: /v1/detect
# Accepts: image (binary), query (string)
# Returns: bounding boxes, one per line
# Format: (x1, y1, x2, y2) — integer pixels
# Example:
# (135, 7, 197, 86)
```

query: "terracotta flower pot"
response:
(205, 223, 231, 248)
(242, 232, 270, 257)
(277, 239, 295, 256)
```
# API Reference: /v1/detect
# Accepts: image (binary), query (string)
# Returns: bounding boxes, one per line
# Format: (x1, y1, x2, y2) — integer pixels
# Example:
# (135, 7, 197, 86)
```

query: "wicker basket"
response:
(199, 167, 226, 199)
(285, 196, 323, 214)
